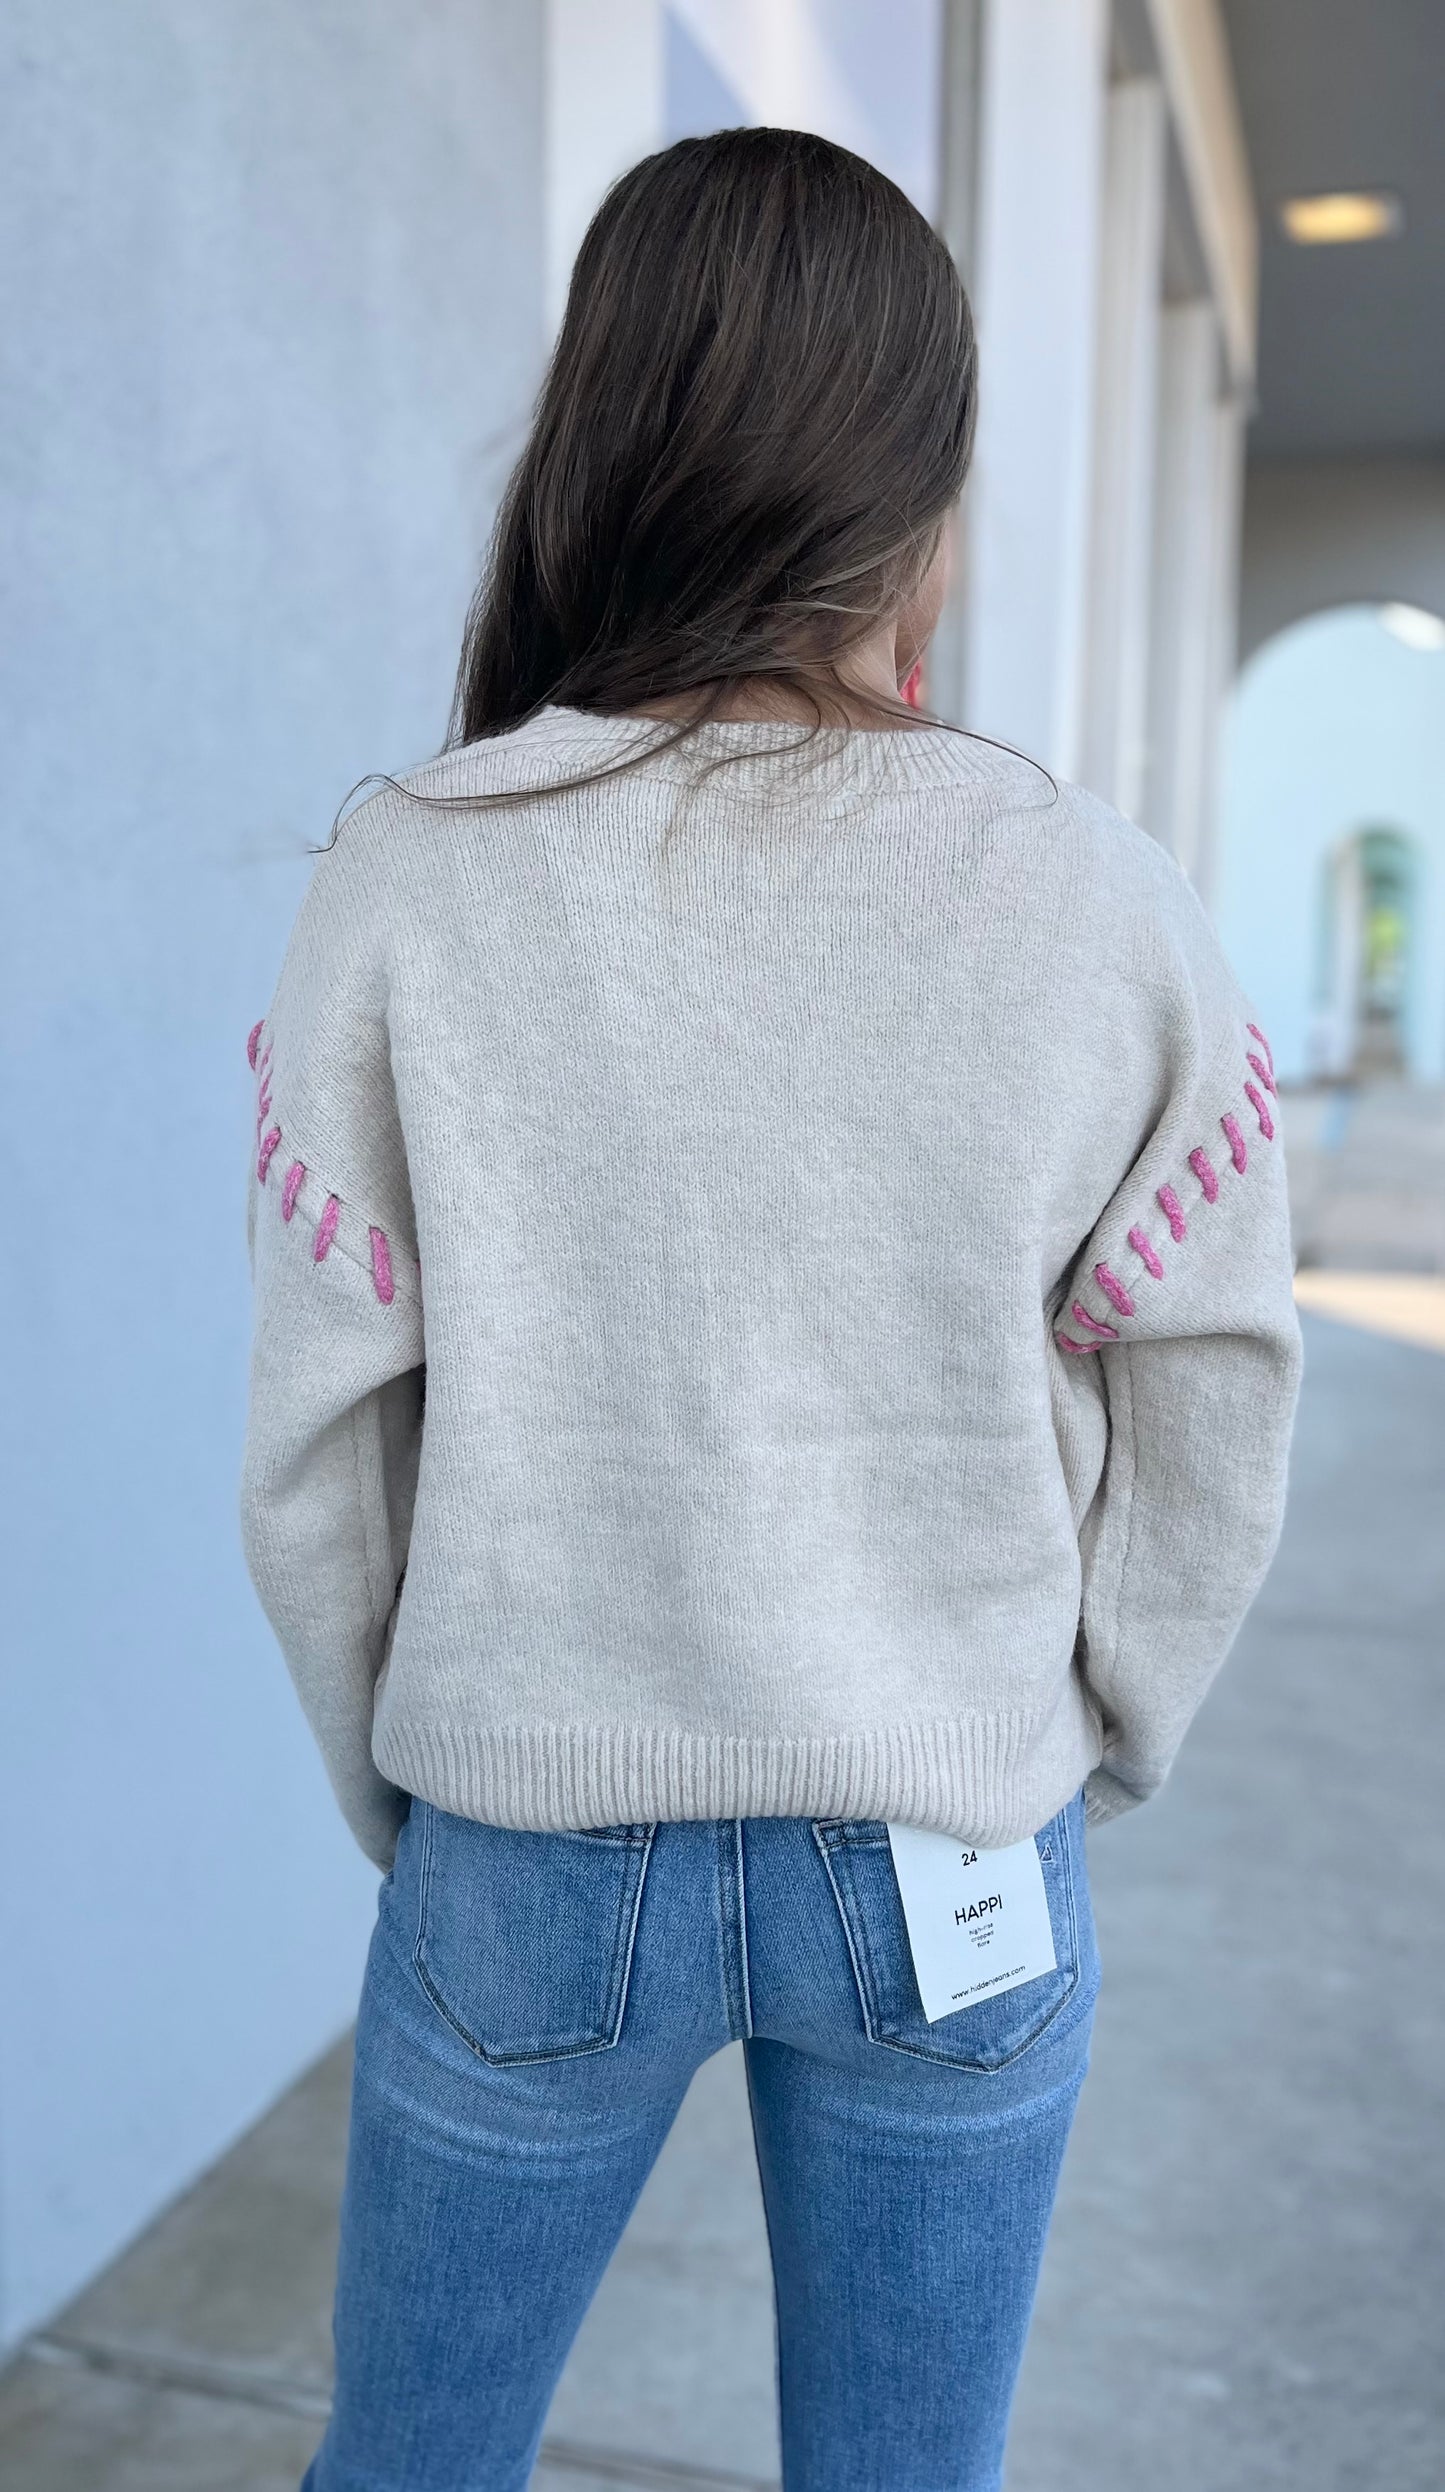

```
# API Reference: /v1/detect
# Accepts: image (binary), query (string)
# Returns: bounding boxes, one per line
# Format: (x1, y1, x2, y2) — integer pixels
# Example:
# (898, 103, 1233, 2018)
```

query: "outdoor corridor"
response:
(4, 1094, 1443, 2492)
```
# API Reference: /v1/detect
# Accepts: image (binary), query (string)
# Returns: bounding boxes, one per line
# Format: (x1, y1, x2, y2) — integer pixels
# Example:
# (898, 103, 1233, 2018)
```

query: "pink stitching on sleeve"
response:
(1094, 1262, 1136, 1319)
(1222, 1113, 1248, 1173)
(281, 1160, 306, 1221)
(369, 1227, 395, 1305)
(247, 1020, 264, 1071)
(256, 1079, 272, 1122)
(1246, 1051, 1277, 1096)
(314, 1196, 340, 1262)
(1244, 1082, 1275, 1142)
(1057, 1333, 1099, 1355)
(1157, 1184, 1187, 1242)
(1246, 1022, 1274, 1078)
(1128, 1225, 1164, 1280)
(1188, 1147, 1219, 1203)
(256, 1126, 282, 1183)
(1071, 1302, 1118, 1340)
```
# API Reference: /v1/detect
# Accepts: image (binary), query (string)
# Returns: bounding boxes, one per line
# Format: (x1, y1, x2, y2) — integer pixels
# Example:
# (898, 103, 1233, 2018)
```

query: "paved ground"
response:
(4, 1092, 1443, 2489)
(1283, 1082, 1445, 1272)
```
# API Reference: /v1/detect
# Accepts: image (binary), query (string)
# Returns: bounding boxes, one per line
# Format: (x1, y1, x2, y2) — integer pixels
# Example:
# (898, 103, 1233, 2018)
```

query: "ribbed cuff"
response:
(1083, 1763, 1151, 1826)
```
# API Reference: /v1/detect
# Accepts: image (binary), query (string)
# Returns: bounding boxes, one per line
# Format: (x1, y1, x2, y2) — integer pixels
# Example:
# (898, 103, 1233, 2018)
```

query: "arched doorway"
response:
(1313, 826, 1418, 1080)
(1214, 604, 1445, 1086)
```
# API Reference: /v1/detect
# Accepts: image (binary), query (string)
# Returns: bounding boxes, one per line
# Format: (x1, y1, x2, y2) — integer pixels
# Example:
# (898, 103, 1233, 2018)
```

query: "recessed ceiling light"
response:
(1379, 603, 1445, 652)
(1279, 191, 1403, 245)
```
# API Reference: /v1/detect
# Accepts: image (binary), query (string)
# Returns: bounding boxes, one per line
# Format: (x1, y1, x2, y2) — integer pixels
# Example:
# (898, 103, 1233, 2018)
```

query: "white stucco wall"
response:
(1240, 459, 1445, 665)
(547, 0, 664, 325)
(0, 0, 544, 2345)
(1215, 606, 1445, 1087)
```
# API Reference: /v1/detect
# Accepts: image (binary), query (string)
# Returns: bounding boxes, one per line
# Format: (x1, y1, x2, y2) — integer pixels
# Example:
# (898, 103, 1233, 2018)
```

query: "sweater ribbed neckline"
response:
(492, 703, 994, 804)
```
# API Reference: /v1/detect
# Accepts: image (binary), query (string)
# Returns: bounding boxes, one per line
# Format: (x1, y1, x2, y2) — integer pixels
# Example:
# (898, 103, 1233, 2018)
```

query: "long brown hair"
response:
(451, 126, 976, 757)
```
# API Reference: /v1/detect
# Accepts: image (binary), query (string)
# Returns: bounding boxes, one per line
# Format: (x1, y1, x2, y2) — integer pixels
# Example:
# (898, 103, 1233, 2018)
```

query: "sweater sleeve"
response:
(240, 837, 425, 1871)
(1053, 892, 1303, 1827)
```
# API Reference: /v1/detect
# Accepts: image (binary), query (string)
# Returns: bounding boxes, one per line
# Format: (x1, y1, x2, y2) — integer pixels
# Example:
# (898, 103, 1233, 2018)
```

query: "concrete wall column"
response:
(959, 0, 1109, 774)
(1080, 76, 1167, 816)
(1192, 384, 1247, 900)
(1145, 299, 1223, 873)
(928, 0, 985, 728)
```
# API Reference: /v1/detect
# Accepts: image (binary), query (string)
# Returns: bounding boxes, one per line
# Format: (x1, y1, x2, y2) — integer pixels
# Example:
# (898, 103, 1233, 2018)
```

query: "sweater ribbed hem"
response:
(374, 1697, 1103, 1849)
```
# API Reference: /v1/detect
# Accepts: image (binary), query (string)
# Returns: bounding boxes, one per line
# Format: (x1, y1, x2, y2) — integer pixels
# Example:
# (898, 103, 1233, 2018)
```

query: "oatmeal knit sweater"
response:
(241, 708, 1301, 1871)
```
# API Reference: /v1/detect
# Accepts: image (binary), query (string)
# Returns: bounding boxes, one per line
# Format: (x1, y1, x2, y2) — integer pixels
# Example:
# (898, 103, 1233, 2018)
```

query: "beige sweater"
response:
(241, 708, 1301, 1869)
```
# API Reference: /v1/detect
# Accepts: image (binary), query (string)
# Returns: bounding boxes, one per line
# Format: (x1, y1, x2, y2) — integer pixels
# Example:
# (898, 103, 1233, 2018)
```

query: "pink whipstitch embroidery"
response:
(314, 1196, 340, 1262)
(1244, 1082, 1275, 1142)
(1157, 1184, 1187, 1242)
(369, 1227, 395, 1305)
(1058, 1038, 1268, 1345)
(247, 1020, 264, 1071)
(281, 1160, 306, 1221)
(256, 1126, 282, 1183)
(1094, 1262, 1136, 1320)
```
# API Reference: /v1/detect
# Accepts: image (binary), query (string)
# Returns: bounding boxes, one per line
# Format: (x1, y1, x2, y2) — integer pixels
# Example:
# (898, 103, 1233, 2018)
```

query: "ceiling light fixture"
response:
(1379, 603, 1445, 652)
(1279, 191, 1403, 245)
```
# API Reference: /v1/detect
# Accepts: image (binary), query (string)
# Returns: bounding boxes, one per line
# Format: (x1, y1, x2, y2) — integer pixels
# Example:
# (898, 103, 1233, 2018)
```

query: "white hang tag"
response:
(885, 1822, 1057, 2024)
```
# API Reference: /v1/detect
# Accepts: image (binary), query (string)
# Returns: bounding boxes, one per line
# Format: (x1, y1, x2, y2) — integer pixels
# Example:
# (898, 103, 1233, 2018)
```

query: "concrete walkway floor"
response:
(1282, 1081, 1445, 1273)
(4, 1307, 1443, 2490)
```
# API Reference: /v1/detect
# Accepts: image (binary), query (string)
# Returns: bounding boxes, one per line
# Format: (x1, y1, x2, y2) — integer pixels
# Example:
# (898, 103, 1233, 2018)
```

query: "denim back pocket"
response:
(813, 1798, 1085, 2073)
(411, 1804, 655, 2066)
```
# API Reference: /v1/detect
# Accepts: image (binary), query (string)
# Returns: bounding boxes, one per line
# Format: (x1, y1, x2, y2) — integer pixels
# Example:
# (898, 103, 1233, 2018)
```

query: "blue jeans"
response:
(306, 1796, 1098, 2492)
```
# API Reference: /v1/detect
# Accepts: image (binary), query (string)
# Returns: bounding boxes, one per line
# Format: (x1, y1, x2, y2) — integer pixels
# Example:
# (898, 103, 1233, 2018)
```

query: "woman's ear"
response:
(893, 525, 953, 686)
